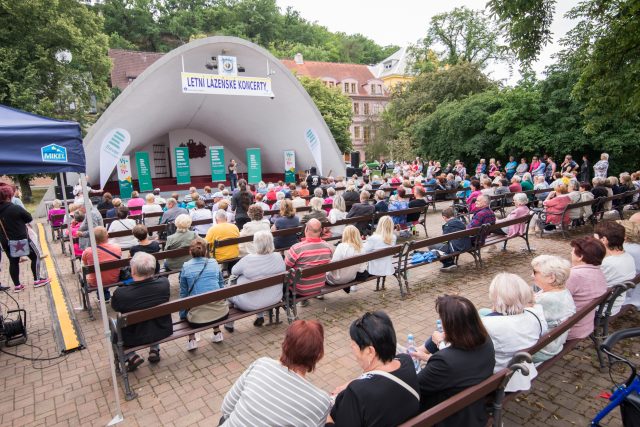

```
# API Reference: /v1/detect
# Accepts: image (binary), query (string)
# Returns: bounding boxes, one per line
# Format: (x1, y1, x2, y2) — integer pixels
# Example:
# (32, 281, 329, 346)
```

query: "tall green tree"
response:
(412, 7, 513, 70)
(297, 76, 353, 154)
(0, 0, 111, 200)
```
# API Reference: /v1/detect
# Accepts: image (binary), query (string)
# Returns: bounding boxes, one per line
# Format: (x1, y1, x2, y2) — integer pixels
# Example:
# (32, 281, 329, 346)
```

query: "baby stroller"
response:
(592, 327, 640, 426)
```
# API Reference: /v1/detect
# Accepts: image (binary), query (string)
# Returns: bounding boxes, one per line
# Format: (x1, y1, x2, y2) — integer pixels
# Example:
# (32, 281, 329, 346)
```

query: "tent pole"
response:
(59, 173, 70, 249)
(80, 174, 124, 426)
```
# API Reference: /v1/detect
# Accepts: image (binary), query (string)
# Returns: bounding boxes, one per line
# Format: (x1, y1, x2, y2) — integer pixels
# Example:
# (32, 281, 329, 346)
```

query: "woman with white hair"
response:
(593, 153, 609, 179)
(239, 205, 271, 255)
(164, 214, 196, 271)
(494, 193, 530, 237)
(301, 197, 328, 224)
(328, 195, 347, 237)
(481, 273, 547, 391)
(227, 231, 286, 328)
(530, 255, 576, 362)
(142, 193, 163, 226)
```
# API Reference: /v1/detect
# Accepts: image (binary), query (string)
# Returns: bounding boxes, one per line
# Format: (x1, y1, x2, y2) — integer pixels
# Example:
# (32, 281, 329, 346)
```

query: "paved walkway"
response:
(0, 202, 637, 426)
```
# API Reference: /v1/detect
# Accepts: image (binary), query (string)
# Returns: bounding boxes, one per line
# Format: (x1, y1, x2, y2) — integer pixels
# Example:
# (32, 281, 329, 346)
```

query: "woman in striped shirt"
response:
(220, 320, 331, 426)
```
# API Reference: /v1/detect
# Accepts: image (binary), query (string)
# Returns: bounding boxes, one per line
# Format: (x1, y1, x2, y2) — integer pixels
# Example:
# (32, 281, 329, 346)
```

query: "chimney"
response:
(294, 53, 304, 65)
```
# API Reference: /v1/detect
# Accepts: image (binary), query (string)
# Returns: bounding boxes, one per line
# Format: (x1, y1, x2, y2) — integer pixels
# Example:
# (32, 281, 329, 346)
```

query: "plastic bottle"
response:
(406, 334, 420, 372)
(436, 319, 443, 333)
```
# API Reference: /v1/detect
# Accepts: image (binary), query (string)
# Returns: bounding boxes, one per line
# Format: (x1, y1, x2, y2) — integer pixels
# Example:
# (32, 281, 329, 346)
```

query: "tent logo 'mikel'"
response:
(41, 144, 68, 163)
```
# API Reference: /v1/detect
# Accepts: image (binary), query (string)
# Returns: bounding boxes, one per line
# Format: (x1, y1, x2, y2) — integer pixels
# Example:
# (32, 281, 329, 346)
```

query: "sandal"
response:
(126, 354, 144, 372)
(148, 349, 161, 364)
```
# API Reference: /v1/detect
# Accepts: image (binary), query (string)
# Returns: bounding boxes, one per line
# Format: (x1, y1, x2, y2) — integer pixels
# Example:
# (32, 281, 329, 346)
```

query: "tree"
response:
(297, 76, 353, 154)
(0, 0, 111, 200)
(487, 0, 556, 64)
(412, 7, 512, 70)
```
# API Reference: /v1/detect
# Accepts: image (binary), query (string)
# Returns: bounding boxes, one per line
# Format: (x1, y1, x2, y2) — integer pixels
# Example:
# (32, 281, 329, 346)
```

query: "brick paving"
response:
(0, 202, 637, 426)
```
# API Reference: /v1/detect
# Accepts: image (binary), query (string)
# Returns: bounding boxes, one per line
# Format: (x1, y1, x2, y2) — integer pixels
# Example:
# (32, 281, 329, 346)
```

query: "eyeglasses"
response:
(355, 312, 373, 343)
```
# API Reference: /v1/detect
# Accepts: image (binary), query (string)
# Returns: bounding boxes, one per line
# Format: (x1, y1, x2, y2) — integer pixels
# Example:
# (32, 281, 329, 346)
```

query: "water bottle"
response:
(406, 334, 420, 372)
(436, 319, 443, 333)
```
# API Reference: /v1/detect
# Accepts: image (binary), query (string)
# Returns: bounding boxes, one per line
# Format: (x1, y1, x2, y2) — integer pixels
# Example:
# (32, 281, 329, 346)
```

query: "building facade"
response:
(369, 47, 415, 89)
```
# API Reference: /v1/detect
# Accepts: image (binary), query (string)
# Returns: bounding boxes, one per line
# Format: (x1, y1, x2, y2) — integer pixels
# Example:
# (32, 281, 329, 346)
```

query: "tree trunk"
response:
(17, 175, 33, 203)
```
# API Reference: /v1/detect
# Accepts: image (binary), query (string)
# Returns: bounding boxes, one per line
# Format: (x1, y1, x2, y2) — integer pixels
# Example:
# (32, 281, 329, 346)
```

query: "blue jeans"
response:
(229, 174, 237, 191)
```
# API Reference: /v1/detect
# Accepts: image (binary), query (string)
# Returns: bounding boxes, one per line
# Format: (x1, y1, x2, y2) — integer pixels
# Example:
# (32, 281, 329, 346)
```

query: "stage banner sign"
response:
(284, 150, 296, 183)
(135, 151, 153, 192)
(246, 148, 262, 184)
(100, 128, 131, 189)
(117, 156, 133, 199)
(305, 128, 323, 176)
(174, 147, 191, 185)
(181, 72, 274, 97)
(209, 146, 226, 182)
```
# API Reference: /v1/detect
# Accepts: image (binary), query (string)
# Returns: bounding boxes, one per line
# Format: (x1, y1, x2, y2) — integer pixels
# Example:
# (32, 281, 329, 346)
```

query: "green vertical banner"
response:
(284, 150, 296, 183)
(135, 151, 153, 192)
(246, 148, 262, 184)
(117, 155, 133, 199)
(174, 147, 191, 185)
(209, 146, 226, 182)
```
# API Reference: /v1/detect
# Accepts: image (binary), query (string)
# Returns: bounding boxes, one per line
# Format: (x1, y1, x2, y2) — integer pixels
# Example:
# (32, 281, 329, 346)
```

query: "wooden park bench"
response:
(109, 271, 296, 400)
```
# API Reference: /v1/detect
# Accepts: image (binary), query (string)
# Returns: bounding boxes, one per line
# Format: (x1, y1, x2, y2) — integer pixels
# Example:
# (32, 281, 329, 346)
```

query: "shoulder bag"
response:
(0, 219, 30, 258)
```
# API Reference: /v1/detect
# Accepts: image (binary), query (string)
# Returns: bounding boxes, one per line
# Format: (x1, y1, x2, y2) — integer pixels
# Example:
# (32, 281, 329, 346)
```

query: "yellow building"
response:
(369, 47, 415, 89)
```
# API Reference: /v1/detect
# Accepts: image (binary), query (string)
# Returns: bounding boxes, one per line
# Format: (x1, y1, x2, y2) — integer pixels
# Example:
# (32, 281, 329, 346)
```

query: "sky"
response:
(276, 0, 579, 84)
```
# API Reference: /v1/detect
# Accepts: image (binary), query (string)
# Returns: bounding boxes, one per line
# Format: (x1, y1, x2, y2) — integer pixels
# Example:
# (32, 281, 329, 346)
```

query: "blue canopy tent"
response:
(0, 104, 85, 174)
(0, 104, 124, 424)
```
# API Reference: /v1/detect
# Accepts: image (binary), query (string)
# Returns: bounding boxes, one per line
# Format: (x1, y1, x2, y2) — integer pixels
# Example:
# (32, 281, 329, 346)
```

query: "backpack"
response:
(160, 220, 177, 241)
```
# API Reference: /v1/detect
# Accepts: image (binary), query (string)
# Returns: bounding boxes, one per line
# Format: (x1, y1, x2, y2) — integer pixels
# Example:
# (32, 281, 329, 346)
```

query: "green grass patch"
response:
(23, 188, 48, 216)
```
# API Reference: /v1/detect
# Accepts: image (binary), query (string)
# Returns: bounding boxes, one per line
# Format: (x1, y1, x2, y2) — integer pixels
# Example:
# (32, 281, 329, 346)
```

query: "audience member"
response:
(232, 180, 253, 231)
(326, 225, 368, 289)
(364, 216, 397, 277)
(271, 200, 300, 249)
(530, 255, 576, 362)
(127, 191, 145, 216)
(541, 184, 571, 228)
(106, 198, 121, 219)
(239, 205, 271, 255)
(111, 252, 172, 370)
(180, 238, 228, 350)
(159, 198, 188, 224)
(407, 187, 428, 223)
(152, 188, 166, 205)
(129, 224, 160, 273)
(107, 206, 138, 249)
(494, 193, 529, 237)
(431, 207, 471, 271)
(328, 194, 347, 237)
(509, 175, 523, 193)
(205, 209, 240, 267)
(347, 190, 375, 235)
(47, 199, 66, 227)
(220, 320, 330, 426)
(227, 231, 286, 328)
(594, 221, 637, 314)
(190, 199, 213, 237)
(97, 193, 114, 211)
(142, 193, 163, 226)
(327, 311, 419, 426)
(565, 237, 608, 340)
(285, 219, 333, 300)
(301, 197, 329, 224)
(164, 214, 196, 271)
(411, 295, 495, 426)
(481, 273, 547, 392)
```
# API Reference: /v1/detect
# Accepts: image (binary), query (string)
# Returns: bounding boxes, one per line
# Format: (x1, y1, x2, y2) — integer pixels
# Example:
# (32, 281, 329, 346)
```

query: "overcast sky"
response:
(276, 0, 579, 84)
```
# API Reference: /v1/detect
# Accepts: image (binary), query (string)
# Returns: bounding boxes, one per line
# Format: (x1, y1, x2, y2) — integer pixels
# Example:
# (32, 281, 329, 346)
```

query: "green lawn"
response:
(23, 188, 48, 216)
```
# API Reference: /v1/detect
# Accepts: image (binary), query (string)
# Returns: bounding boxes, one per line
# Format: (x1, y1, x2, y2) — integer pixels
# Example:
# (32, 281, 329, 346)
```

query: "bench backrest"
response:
(118, 271, 291, 327)
(82, 247, 191, 275)
(481, 213, 533, 236)
(408, 227, 482, 252)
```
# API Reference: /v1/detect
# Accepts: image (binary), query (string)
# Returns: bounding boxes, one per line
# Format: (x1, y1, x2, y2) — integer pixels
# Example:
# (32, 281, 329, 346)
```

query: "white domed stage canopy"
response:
(84, 36, 346, 188)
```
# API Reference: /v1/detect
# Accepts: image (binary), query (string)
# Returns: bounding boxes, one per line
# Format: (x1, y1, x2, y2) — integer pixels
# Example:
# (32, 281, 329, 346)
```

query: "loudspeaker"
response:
(55, 185, 74, 200)
(350, 151, 360, 167)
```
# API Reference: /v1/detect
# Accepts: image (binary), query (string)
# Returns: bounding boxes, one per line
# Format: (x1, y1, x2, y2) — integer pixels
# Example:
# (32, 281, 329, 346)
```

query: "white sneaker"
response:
(350, 285, 359, 292)
(187, 339, 198, 351)
(212, 332, 224, 343)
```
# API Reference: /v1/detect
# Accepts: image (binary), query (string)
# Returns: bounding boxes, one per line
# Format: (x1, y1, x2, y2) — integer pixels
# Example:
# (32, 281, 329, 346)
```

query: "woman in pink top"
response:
(126, 191, 145, 216)
(496, 193, 530, 236)
(466, 180, 482, 212)
(565, 237, 608, 340)
(542, 184, 572, 226)
(47, 199, 66, 227)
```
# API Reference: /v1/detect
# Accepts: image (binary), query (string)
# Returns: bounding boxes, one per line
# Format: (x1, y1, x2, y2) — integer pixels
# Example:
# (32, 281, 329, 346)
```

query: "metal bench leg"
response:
(268, 308, 274, 325)
(116, 339, 137, 401)
(590, 333, 607, 371)
(395, 273, 406, 298)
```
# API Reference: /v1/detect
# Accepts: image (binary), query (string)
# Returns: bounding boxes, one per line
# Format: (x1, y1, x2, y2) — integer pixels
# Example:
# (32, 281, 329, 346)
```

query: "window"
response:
(372, 103, 380, 114)
(353, 102, 359, 115)
(351, 83, 356, 93)
(371, 84, 376, 94)
(378, 84, 383, 94)
(363, 126, 371, 143)
(354, 126, 360, 139)
(329, 81, 334, 87)
(344, 82, 349, 93)
(364, 103, 370, 115)
(384, 61, 393, 70)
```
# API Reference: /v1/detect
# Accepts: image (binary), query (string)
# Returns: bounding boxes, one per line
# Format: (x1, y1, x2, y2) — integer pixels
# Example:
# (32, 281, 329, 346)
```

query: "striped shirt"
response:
(221, 357, 331, 427)
(285, 237, 333, 296)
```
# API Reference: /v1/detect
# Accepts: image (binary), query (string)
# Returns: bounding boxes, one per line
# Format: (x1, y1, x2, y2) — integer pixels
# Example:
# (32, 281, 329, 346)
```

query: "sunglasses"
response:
(355, 312, 374, 343)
